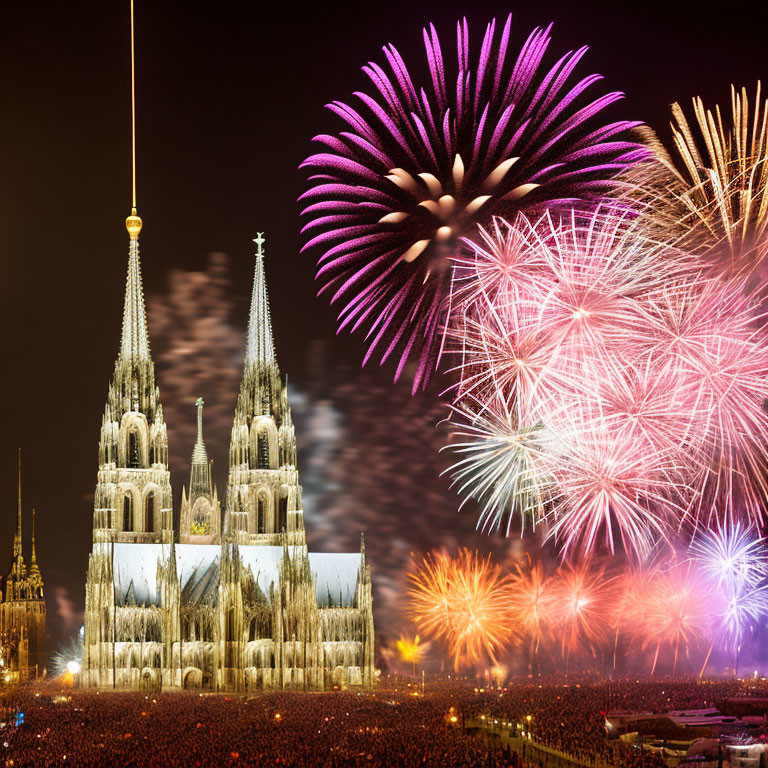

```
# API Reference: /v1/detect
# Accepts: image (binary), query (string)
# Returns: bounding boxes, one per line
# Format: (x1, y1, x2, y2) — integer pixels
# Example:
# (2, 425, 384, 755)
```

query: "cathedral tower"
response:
(224, 234, 304, 546)
(91, 210, 173, 545)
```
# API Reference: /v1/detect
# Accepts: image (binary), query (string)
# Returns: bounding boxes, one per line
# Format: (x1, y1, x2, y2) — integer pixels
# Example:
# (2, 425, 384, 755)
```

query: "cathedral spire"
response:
(190, 397, 212, 498)
(246, 233, 276, 369)
(30, 508, 37, 566)
(192, 397, 208, 465)
(118, 225, 150, 362)
(28, 507, 43, 594)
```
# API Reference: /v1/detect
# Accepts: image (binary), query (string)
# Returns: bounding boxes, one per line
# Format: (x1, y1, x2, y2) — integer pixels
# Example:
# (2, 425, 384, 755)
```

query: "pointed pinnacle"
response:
(245, 234, 276, 369)
(119, 235, 150, 362)
(31, 508, 37, 564)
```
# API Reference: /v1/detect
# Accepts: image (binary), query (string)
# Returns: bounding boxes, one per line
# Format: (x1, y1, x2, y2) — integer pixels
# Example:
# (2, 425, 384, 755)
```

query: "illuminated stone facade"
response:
(82, 220, 374, 691)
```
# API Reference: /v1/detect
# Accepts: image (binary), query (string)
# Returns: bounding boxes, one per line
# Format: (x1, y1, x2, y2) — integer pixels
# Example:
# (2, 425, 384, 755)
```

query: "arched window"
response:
(123, 495, 133, 532)
(257, 430, 270, 469)
(128, 431, 141, 468)
(145, 494, 155, 534)
(257, 495, 266, 534)
(278, 494, 288, 533)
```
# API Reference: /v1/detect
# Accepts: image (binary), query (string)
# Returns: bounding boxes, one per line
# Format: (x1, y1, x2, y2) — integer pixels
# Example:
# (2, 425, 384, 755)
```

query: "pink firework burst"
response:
(449, 198, 768, 557)
(639, 277, 768, 524)
(544, 414, 689, 560)
(642, 561, 715, 676)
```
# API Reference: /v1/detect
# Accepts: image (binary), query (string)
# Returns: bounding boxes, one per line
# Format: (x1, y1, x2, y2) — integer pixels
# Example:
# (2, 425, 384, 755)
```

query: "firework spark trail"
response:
(406, 547, 767, 675)
(406, 548, 514, 670)
(443, 394, 552, 536)
(391, 634, 431, 676)
(609, 560, 665, 672)
(689, 520, 768, 592)
(638, 277, 768, 524)
(689, 522, 768, 661)
(301, 15, 647, 391)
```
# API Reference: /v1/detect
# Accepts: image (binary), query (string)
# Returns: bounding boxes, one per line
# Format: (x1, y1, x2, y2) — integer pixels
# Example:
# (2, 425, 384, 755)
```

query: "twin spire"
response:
(246, 233, 277, 369)
(9, 449, 41, 593)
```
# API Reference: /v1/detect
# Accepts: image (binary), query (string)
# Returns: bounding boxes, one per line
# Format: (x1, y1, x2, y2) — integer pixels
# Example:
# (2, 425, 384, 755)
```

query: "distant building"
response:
(82, 215, 375, 691)
(0, 455, 46, 682)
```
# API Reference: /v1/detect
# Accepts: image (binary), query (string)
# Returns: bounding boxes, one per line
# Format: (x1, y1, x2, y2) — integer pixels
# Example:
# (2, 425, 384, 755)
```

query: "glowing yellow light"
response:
(526, 715, 532, 722)
(450, 715, 458, 723)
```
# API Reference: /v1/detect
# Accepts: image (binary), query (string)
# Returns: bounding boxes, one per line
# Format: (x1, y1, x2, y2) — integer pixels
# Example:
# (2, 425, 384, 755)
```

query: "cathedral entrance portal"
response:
(140, 667, 160, 692)
(183, 668, 203, 690)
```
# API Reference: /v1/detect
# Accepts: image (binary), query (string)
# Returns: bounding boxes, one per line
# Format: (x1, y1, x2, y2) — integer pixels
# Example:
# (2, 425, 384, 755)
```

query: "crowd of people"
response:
(1, 687, 520, 767)
(1, 677, 765, 767)
(459, 677, 768, 768)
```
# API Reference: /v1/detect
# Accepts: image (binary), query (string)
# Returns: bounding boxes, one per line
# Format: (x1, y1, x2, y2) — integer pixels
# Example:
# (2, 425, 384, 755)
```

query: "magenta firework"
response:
(300, 16, 647, 391)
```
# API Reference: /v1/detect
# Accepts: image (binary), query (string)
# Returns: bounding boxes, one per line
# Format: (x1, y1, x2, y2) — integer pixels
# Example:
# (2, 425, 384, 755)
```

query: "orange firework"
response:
(509, 559, 555, 670)
(551, 561, 616, 669)
(407, 548, 513, 671)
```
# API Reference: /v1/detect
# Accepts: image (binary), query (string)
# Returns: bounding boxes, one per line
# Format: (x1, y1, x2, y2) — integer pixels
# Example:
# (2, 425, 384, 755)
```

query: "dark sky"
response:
(0, 0, 763, 645)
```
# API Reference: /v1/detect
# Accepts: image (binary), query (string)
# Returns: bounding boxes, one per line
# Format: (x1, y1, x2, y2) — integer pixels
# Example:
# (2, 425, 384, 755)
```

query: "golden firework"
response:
(629, 84, 768, 279)
(406, 548, 514, 671)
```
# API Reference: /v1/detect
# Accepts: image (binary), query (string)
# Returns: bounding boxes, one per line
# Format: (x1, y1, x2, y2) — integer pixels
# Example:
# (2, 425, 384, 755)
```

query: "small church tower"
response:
(1, 451, 46, 681)
(180, 398, 221, 544)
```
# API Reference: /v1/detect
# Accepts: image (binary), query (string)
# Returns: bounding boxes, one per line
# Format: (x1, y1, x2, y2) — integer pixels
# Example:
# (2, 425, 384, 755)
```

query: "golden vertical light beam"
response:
(126, 0, 142, 237)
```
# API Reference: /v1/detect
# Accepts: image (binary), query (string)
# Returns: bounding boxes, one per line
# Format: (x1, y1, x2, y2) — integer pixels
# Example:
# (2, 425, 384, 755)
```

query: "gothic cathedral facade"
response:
(82, 213, 374, 691)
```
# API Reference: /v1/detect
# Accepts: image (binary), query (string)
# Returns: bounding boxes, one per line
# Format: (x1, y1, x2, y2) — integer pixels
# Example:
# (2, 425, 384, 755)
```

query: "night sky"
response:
(0, 1, 763, 647)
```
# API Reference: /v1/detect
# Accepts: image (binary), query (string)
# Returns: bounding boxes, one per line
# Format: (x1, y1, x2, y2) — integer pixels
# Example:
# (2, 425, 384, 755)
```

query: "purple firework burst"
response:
(300, 15, 648, 392)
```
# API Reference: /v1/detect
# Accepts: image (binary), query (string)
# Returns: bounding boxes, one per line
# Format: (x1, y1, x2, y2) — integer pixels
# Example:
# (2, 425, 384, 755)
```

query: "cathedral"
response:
(81, 212, 375, 692)
(0, 454, 46, 682)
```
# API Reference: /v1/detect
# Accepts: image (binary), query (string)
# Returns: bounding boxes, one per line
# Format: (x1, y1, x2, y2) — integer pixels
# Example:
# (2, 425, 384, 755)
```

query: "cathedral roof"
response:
(111, 543, 361, 608)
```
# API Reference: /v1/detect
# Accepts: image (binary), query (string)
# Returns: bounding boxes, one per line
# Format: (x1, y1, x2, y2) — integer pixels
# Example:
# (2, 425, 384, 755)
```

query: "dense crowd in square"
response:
(2, 677, 765, 767)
